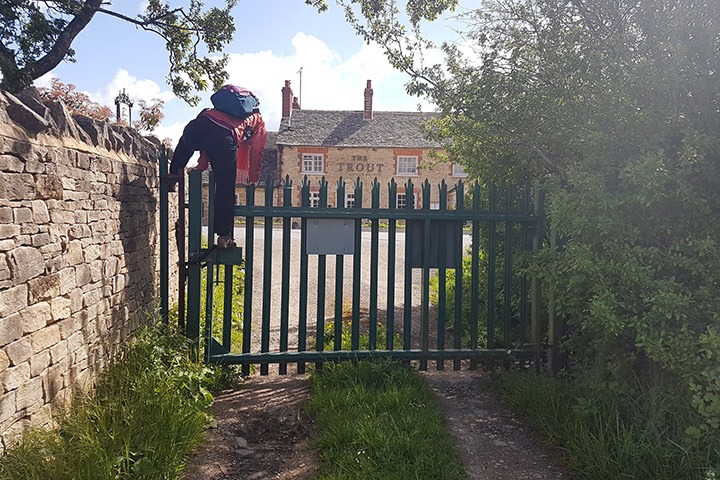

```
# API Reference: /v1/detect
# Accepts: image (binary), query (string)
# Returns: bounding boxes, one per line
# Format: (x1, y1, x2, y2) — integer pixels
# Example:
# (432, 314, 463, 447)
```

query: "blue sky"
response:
(34, 0, 470, 145)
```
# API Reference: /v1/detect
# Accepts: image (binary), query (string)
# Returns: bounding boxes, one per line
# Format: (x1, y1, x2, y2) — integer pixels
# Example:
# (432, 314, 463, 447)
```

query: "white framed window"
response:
(309, 191, 320, 208)
(397, 156, 418, 176)
(302, 154, 324, 174)
(345, 192, 355, 209)
(452, 163, 468, 177)
(396, 192, 407, 209)
(430, 203, 440, 210)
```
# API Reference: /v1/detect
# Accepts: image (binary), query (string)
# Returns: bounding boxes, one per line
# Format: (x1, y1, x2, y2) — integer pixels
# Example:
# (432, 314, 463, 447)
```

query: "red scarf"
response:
(195, 109, 267, 184)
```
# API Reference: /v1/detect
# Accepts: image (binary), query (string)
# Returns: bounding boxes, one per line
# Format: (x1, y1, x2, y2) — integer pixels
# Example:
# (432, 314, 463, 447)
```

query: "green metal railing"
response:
(159, 158, 545, 373)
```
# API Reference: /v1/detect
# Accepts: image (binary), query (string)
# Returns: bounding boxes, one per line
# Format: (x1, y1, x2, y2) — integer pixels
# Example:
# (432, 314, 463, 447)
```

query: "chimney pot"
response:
(281, 80, 294, 118)
(363, 79, 373, 120)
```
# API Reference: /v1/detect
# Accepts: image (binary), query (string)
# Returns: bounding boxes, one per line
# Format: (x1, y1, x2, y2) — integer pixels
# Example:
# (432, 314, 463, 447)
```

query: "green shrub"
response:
(0, 321, 234, 480)
(359, 0, 720, 474)
(429, 234, 528, 350)
(524, 150, 720, 435)
(495, 370, 718, 479)
(429, 254, 488, 348)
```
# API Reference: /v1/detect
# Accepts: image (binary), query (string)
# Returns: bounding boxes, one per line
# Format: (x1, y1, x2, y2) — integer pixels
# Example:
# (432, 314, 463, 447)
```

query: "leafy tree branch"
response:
(338, 0, 457, 96)
(0, 0, 237, 105)
(347, 0, 720, 443)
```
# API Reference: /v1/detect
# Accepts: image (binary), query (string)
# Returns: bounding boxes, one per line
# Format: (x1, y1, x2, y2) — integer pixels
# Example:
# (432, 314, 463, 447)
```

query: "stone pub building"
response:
(275, 80, 467, 209)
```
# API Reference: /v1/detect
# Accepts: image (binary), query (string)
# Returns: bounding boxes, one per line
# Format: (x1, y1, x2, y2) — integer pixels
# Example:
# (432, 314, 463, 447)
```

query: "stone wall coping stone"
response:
(0, 89, 158, 167)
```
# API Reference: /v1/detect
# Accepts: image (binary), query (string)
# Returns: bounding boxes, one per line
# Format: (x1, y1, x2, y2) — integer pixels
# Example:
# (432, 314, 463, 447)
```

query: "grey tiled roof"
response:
(277, 110, 441, 148)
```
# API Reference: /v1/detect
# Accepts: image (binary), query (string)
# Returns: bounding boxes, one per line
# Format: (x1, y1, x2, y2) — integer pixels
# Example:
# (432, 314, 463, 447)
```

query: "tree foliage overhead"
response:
(0, 0, 237, 105)
(348, 0, 720, 448)
(346, 0, 720, 181)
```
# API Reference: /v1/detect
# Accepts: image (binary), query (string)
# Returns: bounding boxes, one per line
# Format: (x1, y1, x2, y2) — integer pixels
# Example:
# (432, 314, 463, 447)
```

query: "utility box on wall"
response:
(407, 219, 463, 268)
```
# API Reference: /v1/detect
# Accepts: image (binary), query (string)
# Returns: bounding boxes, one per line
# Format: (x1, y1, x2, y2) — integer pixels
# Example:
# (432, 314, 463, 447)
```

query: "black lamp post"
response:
(114, 89, 133, 125)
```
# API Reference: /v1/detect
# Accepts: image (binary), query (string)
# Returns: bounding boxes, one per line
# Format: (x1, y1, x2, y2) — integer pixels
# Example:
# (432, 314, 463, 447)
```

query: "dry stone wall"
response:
(0, 88, 179, 450)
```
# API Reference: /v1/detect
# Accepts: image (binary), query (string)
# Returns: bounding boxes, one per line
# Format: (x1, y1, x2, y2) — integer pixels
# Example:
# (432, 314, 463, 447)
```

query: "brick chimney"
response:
(363, 80, 373, 120)
(281, 80, 293, 118)
(292, 96, 301, 110)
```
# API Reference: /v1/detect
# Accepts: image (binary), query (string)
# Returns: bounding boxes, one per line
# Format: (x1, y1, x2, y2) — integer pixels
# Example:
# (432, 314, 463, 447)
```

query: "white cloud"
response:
(152, 120, 186, 146)
(292, 32, 340, 65)
(145, 32, 442, 146)
(221, 32, 436, 132)
(95, 69, 175, 106)
(33, 72, 55, 89)
(336, 42, 398, 86)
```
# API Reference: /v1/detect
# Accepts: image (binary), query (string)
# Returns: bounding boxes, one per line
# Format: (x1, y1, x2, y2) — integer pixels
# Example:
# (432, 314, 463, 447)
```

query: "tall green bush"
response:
(0, 321, 234, 479)
(528, 148, 720, 435)
(345, 0, 720, 472)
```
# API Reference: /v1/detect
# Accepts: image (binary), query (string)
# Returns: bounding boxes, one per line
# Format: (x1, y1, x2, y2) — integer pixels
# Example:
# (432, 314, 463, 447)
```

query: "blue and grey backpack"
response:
(210, 85, 259, 119)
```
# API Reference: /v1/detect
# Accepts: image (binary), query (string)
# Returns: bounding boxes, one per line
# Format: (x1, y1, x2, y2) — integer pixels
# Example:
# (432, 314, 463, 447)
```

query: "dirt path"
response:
(182, 370, 572, 480)
(423, 370, 572, 480)
(182, 375, 317, 480)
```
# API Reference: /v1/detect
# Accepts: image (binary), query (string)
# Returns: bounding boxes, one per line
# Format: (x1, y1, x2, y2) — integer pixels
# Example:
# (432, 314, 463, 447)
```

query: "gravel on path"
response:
(183, 370, 574, 480)
(424, 369, 573, 479)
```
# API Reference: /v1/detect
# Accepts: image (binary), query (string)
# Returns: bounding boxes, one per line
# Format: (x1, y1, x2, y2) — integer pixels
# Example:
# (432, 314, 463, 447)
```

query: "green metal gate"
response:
(159, 149, 545, 375)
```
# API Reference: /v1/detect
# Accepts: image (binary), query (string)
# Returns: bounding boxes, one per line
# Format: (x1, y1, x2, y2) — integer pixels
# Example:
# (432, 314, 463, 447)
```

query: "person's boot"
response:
(217, 234, 236, 250)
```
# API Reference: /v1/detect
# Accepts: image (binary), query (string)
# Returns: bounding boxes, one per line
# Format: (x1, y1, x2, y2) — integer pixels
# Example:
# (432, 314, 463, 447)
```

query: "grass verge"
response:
(493, 371, 719, 480)
(306, 360, 465, 480)
(0, 321, 235, 480)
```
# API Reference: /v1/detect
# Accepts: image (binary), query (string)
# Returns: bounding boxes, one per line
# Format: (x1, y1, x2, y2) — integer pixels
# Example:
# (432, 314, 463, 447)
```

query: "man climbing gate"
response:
(169, 85, 267, 249)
